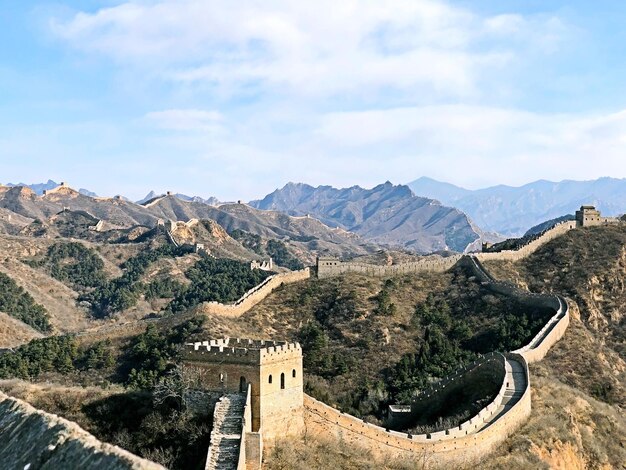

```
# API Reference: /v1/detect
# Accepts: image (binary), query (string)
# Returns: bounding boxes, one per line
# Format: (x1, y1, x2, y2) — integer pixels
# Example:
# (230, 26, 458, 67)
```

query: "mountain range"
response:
(250, 182, 486, 253)
(0, 181, 486, 255)
(408, 176, 626, 236)
(137, 190, 220, 206)
(6, 176, 626, 253)
(0, 183, 375, 262)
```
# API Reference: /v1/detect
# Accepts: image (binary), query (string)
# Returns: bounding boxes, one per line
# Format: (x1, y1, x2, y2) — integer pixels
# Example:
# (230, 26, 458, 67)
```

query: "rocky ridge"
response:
(250, 181, 489, 253)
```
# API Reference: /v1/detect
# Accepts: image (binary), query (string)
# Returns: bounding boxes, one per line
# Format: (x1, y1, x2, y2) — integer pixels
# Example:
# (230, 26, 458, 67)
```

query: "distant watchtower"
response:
(182, 338, 304, 439)
(574, 204, 622, 228)
(316, 256, 341, 278)
(576, 205, 602, 227)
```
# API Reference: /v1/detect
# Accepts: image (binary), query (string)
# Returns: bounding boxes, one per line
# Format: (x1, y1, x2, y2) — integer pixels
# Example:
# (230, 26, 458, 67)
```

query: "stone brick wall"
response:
(475, 221, 577, 263)
(464, 256, 571, 364)
(317, 255, 462, 279)
(303, 251, 570, 467)
(238, 385, 253, 470)
(195, 268, 310, 317)
(303, 367, 531, 469)
(258, 348, 304, 440)
(316, 221, 580, 279)
(0, 391, 164, 469)
(387, 353, 507, 430)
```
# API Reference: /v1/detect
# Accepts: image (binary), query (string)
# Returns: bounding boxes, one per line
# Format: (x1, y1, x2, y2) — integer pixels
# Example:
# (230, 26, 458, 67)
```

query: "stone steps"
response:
(205, 394, 246, 470)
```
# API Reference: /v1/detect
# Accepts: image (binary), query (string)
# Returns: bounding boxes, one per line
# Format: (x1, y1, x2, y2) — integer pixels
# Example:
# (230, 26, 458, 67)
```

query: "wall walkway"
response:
(316, 220, 578, 279)
(205, 393, 246, 470)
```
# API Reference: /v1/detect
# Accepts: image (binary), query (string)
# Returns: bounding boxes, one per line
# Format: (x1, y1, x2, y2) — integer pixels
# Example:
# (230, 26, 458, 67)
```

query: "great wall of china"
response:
(317, 220, 581, 279)
(74, 268, 311, 345)
(194, 268, 310, 317)
(0, 205, 620, 468)
(186, 208, 613, 469)
(298, 255, 570, 468)
(0, 391, 164, 469)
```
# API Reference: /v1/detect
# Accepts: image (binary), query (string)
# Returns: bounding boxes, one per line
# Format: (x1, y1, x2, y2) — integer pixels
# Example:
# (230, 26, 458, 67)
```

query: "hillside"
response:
(0, 262, 554, 467)
(264, 224, 626, 469)
(484, 224, 626, 406)
(0, 311, 43, 349)
(145, 195, 375, 261)
(250, 182, 487, 253)
(0, 182, 624, 468)
(409, 176, 626, 236)
(0, 184, 376, 262)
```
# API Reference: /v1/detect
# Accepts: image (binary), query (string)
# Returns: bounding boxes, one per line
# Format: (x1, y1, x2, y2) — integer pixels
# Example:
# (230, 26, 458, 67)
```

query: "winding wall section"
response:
(317, 220, 578, 278)
(305, 233, 573, 467)
(195, 268, 310, 317)
(76, 268, 311, 344)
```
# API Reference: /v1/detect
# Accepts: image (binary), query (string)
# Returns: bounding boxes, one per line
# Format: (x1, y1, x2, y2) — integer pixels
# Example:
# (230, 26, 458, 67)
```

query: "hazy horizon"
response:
(3, 175, 626, 203)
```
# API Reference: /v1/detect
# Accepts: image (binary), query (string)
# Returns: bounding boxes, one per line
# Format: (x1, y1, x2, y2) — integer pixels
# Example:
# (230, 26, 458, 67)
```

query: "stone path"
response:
(476, 357, 527, 431)
(205, 394, 246, 470)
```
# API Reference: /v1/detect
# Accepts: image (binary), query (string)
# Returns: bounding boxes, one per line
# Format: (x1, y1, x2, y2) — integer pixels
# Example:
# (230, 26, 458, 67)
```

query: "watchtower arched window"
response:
(268, 375, 273, 384)
(292, 369, 296, 378)
(219, 373, 224, 383)
(280, 372, 285, 390)
(239, 376, 247, 393)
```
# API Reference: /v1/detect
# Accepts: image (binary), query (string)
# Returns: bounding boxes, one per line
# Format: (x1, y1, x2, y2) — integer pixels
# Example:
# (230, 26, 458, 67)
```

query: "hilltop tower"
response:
(182, 338, 304, 439)
(575, 205, 619, 227)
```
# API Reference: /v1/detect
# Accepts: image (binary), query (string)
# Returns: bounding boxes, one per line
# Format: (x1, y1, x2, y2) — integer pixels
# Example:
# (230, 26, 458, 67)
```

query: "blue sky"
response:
(2, 0, 626, 201)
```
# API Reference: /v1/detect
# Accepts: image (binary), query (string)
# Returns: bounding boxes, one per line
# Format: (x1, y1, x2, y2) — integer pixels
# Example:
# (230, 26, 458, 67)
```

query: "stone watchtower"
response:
(576, 205, 602, 226)
(575, 205, 620, 227)
(182, 338, 304, 440)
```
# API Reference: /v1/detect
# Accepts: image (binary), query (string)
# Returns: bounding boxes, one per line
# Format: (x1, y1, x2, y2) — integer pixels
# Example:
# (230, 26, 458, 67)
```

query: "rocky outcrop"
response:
(0, 391, 164, 469)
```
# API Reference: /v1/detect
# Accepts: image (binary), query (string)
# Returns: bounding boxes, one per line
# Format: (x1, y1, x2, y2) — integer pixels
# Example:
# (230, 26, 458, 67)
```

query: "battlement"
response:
(184, 338, 302, 365)
(575, 204, 620, 227)
(316, 255, 461, 278)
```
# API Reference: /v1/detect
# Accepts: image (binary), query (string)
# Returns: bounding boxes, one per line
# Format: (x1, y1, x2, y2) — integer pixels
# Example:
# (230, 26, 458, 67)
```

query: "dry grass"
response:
(482, 375, 626, 469)
(0, 311, 43, 348)
(0, 250, 90, 334)
(264, 434, 428, 470)
(0, 378, 123, 425)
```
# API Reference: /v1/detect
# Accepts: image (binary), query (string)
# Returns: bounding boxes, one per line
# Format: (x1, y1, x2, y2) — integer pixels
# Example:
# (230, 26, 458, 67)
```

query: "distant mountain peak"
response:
(79, 188, 98, 197)
(5, 180, 60, 196)
(250, 181, 482, 253)
(137, 191, 160, 205)
(407, 176, 626, 236)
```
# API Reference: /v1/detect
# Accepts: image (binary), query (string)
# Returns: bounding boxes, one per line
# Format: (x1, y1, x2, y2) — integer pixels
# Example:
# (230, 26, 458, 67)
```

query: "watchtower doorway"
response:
(239, 376, 247, 393)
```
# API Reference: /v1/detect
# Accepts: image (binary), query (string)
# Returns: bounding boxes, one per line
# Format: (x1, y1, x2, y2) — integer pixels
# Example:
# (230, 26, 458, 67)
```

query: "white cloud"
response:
(144, 109, 225, 132)
(311, 105, 626, 187)
(42, 0, 624, 202)
(50, 0, 565, 99)
(136, 103, 626, 197)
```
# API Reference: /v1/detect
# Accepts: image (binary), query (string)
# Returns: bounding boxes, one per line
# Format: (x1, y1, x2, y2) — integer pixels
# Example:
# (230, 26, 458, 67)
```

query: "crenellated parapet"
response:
(182, 336, 304, 448)
(184, 338, 302, 366)
(316, 255, 462, 279)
